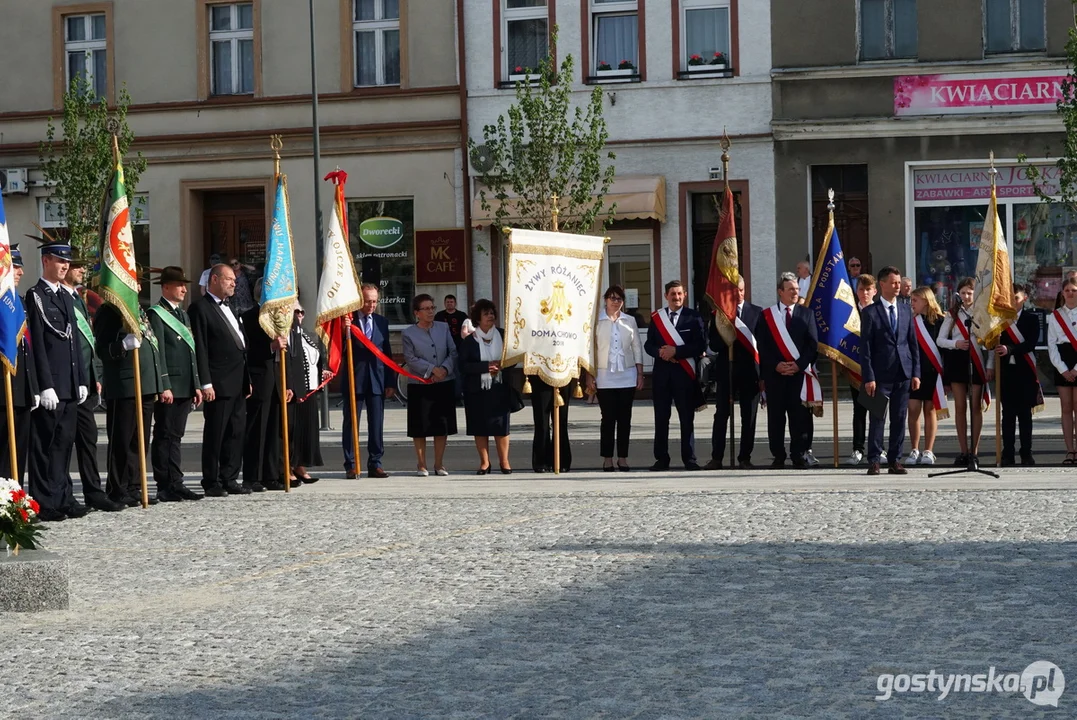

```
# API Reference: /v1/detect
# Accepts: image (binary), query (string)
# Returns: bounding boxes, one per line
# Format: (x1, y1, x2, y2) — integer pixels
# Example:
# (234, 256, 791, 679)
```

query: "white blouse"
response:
(938, 306, 994, 370)
(1048, 305, 1077, 374)
(595, 311, 642, 390)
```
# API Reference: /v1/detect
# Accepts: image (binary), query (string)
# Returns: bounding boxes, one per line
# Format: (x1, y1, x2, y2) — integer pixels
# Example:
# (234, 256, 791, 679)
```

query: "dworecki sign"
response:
(894, 70, 1067, 117)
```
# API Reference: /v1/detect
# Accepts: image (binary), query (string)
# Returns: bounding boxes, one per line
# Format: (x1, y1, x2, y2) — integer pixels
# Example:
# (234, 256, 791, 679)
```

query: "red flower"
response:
(28, 499, 39, 514)
(515, 66, 523, 73)
(18, 508, 28, 522)
(690, 54, 702, 60)
(11, 488, 25, 503)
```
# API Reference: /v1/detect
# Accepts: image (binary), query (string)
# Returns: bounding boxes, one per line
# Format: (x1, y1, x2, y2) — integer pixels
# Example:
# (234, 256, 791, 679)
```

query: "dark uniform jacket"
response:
(147, 298, 200, 399)
(25, 279, 86, 400)
(997, 310, 1040, 385)
(94, 304, 170, 400)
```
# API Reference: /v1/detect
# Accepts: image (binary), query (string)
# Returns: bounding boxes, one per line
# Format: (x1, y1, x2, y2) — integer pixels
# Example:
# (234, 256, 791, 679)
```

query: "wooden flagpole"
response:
(346, 323, 361, 476)
(133, 346, 149, 508)
(721, 137, 737, 469)
(995, 358, 1002, 467)
(271, 135, 293, 493)
(551, 193, 562, 475)
(4, 372, 16, 483)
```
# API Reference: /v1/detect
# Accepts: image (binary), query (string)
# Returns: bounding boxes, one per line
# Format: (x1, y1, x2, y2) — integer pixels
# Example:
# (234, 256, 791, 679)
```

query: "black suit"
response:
(25, 279, 87, 516)
(708, 302, 761, 464)
(190, 294, 249, 490)
(528, 376, 576, 472)
(65, 287, 110, 505)
(148, 299, 201, 492)
(340, 311, 394, 472)
(998, 311, 1041, 462)
(0, 319, 38, 485)
(242, 306, 300, 487)
(645, 306, 707, 467)
(757, 303, 818, 463)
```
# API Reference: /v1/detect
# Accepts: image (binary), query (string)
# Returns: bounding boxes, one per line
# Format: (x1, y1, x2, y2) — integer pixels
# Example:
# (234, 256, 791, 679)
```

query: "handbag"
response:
(503, 366, 526, 413)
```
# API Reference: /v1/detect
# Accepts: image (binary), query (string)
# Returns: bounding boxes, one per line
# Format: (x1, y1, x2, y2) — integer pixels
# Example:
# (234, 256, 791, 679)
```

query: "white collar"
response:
(42, 278, 61, 293)
(879, 296, 897, 310)
(161, 297, 179, 311)
(61, 283, 78, 296)
(207, 291, 226, 305)
(779, 302, 795, 313)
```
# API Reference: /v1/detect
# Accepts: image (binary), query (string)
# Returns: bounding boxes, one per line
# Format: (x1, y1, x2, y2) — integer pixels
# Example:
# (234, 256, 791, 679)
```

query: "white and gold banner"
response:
(503, 228, 605, 388)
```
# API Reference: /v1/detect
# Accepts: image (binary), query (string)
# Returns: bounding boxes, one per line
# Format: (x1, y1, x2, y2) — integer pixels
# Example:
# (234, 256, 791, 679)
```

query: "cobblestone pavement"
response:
(4, 475, 1076, 718)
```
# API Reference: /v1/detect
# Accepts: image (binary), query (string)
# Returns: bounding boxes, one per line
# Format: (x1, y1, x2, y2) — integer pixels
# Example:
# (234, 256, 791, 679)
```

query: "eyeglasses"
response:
(849, 263, 861, 268)
(607, 296, 625, 303)
(418, 305, 436, 312)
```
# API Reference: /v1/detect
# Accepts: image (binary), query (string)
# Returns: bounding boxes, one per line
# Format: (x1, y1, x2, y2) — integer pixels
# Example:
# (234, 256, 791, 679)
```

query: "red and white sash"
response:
(652, 308, 697, 380)
(1052, 308, 1077, 347)
(734, 313, 760, 365)
(762, 305, 822, 408)
(1004, 319, 1045, 414)
(952, 310, 991, 411)
(914, 316, 949, 420)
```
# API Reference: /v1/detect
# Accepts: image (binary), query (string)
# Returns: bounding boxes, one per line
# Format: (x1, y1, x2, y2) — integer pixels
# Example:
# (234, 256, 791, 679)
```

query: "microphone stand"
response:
(930, 314, 998, 479)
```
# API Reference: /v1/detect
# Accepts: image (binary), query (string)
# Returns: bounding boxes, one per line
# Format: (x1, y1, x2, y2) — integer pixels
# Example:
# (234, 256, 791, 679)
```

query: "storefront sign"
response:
(894, 70, 1067, 117)
(414, 228, 467, 285)
(912, 164, 1061, 202)
(347, 198, 414, 326)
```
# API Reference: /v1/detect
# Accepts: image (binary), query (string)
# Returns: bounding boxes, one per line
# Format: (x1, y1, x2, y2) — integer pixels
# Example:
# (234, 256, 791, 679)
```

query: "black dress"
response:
(942, 309, 987, 386)
(910, 316, 943, 402)
(461, 330, 511, 437)
(289, 324, 324, 467)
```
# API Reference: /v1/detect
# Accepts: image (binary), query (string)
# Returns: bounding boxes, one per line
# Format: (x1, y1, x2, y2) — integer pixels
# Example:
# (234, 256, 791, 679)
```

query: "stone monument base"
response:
(0, 549, 69, 612)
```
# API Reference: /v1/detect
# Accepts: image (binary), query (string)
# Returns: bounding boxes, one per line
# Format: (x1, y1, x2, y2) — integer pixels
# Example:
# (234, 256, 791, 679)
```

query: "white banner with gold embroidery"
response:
(503, 228, 605, 387)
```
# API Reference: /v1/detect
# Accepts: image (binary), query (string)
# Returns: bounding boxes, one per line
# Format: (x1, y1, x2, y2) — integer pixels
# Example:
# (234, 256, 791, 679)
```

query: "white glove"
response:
(77, 385, 89, 404)
(122, 334, 142, 351)
(31, 395, 40, 411)
(39, 388, 59, 411)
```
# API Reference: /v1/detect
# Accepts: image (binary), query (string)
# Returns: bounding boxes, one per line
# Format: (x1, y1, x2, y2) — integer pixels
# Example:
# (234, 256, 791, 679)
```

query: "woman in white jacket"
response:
(586, 285, 644, 471)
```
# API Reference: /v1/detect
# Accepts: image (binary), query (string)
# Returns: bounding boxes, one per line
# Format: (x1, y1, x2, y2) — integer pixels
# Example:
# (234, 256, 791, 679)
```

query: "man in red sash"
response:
(645, 280, 706, 471)
(995, 283, 1042, 466)
(758, 272, 818, 468)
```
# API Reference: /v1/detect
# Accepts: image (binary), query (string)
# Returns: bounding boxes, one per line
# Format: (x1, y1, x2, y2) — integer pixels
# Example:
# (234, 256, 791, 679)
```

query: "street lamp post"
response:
(309, 0, 330, 430)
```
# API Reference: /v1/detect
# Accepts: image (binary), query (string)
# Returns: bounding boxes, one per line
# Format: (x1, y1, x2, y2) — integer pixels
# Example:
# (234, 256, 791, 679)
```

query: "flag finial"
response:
(989, 151, 997, 188)
(827, 188, 835, 218)
(271, 134, 283, 177)
(720, 129, 731, 190)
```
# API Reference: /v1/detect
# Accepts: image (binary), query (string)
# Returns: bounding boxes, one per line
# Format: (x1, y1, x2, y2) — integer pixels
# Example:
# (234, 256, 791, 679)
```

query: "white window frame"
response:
(590, 0, 639, 76)
(503, 0, 549, 81)
(353, 0, 401, 87)
(984, 0, 1046, 54)
(858, 0, 917, 61)
(64, 13, 107, 98)
(680, 0, 731, 72)
(209, 3, 255, 96)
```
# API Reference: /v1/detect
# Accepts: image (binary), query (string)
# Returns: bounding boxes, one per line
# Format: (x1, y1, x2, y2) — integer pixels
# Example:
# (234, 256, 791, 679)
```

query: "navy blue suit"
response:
(860, 298, 920, 464)
(341, 311, 395, 472)
(645, 307, 706, 467)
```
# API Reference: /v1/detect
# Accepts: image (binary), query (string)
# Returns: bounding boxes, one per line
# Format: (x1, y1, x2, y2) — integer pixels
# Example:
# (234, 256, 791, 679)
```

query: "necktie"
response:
(669, 310, 678, 325)
(365, 315, 373, 337)
(889, 304, 897, 334)
(737, 305, 742, 319)
(785, 307, 791, 327)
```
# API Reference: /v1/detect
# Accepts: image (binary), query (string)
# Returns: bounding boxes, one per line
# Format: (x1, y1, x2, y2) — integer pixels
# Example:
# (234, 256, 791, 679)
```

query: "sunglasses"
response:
(295, 310, 305, 315)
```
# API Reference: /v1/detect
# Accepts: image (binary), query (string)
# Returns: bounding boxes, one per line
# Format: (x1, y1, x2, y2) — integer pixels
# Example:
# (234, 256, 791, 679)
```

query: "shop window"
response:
(354, 0, 401, 87)
(347, 197, 414, 327)
(913, 204, 1009, 311)
(1012, 201, 1077, 310)
(504, 0, 548, 80)
(985, 0, 1045, 54)
(860, 0, 917, 60)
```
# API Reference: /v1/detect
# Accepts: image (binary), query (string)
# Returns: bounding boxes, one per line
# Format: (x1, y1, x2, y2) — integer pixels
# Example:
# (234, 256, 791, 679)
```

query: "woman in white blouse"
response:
(1049, 277, 1077, 463)
(585, 285, 644, 471)
(938, 277, 994, 465)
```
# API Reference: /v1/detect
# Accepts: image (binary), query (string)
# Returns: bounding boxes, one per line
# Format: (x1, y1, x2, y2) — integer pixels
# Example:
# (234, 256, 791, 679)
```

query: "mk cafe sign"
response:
(415, 228, 467, 284)
(894, 69, 1067, 117)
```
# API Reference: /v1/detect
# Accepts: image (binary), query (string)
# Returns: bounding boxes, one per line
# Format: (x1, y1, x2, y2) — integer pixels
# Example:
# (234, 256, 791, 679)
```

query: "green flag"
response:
(97, 150, 140, 334)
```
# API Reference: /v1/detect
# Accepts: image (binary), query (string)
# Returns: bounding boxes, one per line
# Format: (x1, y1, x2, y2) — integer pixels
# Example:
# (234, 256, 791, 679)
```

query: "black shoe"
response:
(603, 465, 615, 473)
(38, 509, 67, 522)
(63, 503, 90, 518)
(117, 494, 141, 508)
(649, 462, 670, 472)
(477, 465, 491, 475)
(290, 478, 303, 489)
(500, 466, 513, 475)
(263, 480, 287, 491)
(532, 467, 546, 473)
(224, 482, 252, 495)
(1020, 455, 1036, 466)
(685, 463, 703, 471)
(173, 484, 203, 501)
(954, 453, 967, 467)
(617, 463, 630, 472)
(738, 458, 754, 469)
(544, 465, 554, 473)
(203, 484, 228, 497)
(86, 496, 126, 512)
(791, 459, 808, 469)
(157, 487, 187, 503)
(703, 459, 723, 470)
(1000, 457, 1017, 467)
(243, 482, 267, 493)
(560, 467, 571, 473)
(770, 458, 786, 469)
(298, 475, 319, 484)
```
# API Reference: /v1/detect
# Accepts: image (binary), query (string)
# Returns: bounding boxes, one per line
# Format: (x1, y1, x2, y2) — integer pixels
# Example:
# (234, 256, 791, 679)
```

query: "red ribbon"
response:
(349, 321, 431, 384)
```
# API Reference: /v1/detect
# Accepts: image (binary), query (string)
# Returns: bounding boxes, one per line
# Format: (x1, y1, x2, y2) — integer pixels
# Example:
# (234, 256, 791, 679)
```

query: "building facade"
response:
(463, 0, 776, 341)
(0, 0, 467, 328)
(772, 0, 1072, 314)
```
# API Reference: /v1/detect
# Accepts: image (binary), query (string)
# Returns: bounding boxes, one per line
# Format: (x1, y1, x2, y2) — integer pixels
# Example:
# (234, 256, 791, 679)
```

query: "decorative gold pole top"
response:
(271, 134, 283, 177)
(550, 193, 560, 233)
(827, 188, 835, 219)
(988, 150, 997, 190)
(719, 128, 731, 191)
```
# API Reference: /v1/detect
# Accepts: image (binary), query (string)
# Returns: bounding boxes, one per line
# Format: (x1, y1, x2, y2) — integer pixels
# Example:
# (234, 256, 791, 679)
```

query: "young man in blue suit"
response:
(860, 266, 921, 475)
(342, 283, 396, 478)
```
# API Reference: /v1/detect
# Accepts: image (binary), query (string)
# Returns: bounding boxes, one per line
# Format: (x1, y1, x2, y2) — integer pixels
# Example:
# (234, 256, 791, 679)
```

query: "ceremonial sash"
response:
(761, 306, 822, 408)
(349, 322, 431, 385)
(1052, 308, 1077, 348)
(1005, 321, 1045, 414)
(148, 305, 195, 353)
(734, 314, 759, 366)
(914, 316, 949, 420)
(651, 308, 697, 380)
(952, 310, 991, 411)
(73, 303, 94, 349)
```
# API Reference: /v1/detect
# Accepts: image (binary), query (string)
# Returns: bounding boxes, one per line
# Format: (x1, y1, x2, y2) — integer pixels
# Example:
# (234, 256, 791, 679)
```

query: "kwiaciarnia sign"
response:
(895, 69, 1067, 117)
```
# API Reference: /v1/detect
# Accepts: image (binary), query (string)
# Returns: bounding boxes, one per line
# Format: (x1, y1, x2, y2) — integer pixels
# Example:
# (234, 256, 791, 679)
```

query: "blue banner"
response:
(0, 194, 26, 375)
(805, 221, 861, 379)
(258, 174, 298, 338)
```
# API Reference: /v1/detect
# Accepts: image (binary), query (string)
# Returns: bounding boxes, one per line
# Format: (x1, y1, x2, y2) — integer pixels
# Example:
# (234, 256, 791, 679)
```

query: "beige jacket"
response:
(594, 311, 644, 370)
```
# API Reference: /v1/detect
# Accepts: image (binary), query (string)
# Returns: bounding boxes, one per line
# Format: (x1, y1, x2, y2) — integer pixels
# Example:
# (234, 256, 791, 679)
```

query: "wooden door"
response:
(203, 210, 267, 271)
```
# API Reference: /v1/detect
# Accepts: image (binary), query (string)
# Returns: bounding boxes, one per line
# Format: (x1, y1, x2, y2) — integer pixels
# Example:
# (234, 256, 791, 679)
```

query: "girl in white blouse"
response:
(937, 277, 994, 465)
(586, 285, 644, 471)
(1049, 277, 1077, 463)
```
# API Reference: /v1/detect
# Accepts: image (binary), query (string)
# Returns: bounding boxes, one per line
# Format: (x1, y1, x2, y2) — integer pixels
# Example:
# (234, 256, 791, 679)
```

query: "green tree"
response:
(470, 33, 616, 236)
(39, 74, 146, 267)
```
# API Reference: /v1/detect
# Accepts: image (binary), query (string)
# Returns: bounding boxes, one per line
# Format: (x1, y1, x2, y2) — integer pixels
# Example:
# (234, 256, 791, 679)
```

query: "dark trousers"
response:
(849, 385, 868, 453)
(151, 398, 193, 490)
(652, 375, 697, 466)
(28, 401, 77, 514)
(531, 377, 573, 471)
(342, 393, 385, 471)
(711, 379, 759, 463)
(868, 380, 910, 464)
(72, 401, 109, 502)
(766, 376, 810, 461)
(244, 379, 294, 486)
(202, 393, 246, 489)
(1001, 375, 1034, 460)
(0, 405, 32, 485)
(597, 386, 635, 458)
(105, 396, 154, 501)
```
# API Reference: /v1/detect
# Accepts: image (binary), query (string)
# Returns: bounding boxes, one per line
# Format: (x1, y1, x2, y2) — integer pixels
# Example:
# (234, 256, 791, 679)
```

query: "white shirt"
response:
(797, 276, 810, 297)
(161, 298, 180, 311)
(938, 305, 995, 369)
(199, 268, 211, 288)
(1049, 305, 1077, 374)
(207, 290, 244, 347)
(597, 311, 638, 389)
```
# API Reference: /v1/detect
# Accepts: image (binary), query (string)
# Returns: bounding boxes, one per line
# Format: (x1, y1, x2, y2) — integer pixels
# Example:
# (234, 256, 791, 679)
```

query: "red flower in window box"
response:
(617, 59, 635, 70)
(710, 51, 727, 66)
(688, 54, 705, 67)
(597, 60, 613, 71)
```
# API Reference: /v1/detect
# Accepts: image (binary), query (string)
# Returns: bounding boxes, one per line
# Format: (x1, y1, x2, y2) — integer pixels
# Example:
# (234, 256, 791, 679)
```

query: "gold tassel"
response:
(553, 391, 565, 407)
(572, 383, 583, 399)
(522, 377, 532, 394)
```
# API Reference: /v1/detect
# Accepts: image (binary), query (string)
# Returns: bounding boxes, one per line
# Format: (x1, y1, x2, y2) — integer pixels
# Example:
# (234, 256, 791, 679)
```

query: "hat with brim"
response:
(154, 266, 192, 285)
(26, 224, 74, 261)
(10, 243, 23, 269)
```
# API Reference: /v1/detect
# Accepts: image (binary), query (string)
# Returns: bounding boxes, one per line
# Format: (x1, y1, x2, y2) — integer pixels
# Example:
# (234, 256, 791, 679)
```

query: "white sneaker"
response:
(880, 451, 887, 464)
(847, 450, 864, 466)
(804, 449, 820, 467)
(920, 450, 936, 465)
(906, 449, 921, 465)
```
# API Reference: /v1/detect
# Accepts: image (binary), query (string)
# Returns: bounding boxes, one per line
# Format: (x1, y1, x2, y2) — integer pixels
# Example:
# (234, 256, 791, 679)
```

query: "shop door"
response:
(810, 165, 869, 272)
